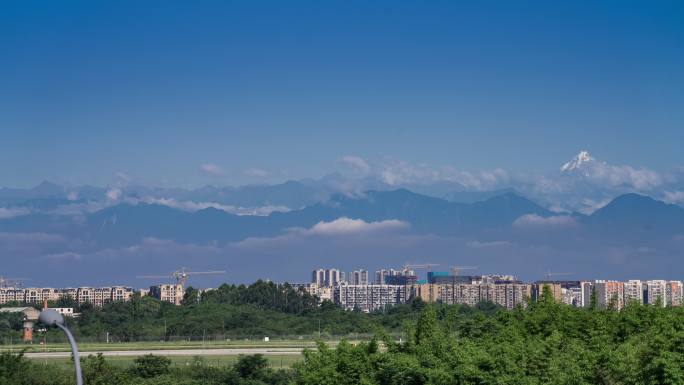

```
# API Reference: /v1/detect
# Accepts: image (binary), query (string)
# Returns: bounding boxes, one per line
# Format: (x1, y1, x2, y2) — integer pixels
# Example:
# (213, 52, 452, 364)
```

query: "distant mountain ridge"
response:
(2, 186, 683, 248)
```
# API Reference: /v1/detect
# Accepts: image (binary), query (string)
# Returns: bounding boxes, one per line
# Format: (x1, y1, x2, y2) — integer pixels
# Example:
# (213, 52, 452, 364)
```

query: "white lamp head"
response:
(39, 309, 65, 326)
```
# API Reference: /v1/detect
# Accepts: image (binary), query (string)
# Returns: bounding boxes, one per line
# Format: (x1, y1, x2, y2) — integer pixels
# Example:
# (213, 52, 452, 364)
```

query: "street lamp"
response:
(39, 309, 83, 385)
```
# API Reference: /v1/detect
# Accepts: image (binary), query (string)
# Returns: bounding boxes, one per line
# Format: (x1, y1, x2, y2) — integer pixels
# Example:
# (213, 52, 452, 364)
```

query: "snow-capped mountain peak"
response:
(561, 150, 593, 172)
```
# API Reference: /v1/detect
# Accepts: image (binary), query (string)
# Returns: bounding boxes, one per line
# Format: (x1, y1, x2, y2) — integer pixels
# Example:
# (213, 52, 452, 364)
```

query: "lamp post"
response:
(39, 309, 83, 385)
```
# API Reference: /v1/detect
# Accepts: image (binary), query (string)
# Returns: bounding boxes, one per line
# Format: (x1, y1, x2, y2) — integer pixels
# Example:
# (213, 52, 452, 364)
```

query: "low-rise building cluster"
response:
(0, 286, 134, 306)
(0, 283, 186, 306)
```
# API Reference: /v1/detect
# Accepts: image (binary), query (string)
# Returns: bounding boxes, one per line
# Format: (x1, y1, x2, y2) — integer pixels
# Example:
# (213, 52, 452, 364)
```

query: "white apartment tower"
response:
(645, 280, 668, 306)
(623, 280, 644, 305)
(348, 270, 369, 285)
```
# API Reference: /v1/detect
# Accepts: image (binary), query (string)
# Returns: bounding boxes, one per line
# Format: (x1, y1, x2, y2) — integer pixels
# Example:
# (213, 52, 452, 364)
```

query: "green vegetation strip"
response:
(28, 354, 303, 370)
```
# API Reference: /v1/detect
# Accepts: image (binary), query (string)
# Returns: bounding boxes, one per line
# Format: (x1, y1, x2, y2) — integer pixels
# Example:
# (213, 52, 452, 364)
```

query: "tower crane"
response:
(543, 272, 573, 281)
(449, 266, 478, 276)
(0, 276, 30, 288)
(137, 267, 225, 287)
(402, 263, 440, 274)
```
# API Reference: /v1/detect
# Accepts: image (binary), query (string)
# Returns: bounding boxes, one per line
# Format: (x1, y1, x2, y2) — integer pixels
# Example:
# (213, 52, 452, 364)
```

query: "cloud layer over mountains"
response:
(1, 151, 684, 287)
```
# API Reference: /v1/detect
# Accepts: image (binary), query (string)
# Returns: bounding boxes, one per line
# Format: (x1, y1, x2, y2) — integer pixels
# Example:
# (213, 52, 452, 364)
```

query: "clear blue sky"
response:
(2, 0, 683, 187)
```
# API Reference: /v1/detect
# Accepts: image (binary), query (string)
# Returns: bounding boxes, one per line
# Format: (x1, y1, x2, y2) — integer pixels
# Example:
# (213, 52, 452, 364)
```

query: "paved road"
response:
(25, 347, 304, 358)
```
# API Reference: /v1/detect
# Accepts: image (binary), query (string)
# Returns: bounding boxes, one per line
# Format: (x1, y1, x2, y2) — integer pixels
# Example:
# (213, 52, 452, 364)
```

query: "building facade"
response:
(150, 284, 185, 305)
(334, 284, 406, 312)
(0, 286, 134, 306)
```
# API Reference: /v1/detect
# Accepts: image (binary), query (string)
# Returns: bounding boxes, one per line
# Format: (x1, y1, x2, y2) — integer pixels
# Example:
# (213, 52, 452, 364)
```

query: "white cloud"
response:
(106, 188, 122, 201)
(559, 151, 663, 190)
(663, 191, 684, 205)
(380, 160, 436, 186)
(513, 214, 577, 228)
(0, 232, 65, 243)
(244, 168, 269, 178)
(134, 197, 289, 216)
(378, 160, 509, 190)
(235, 217, 409, 248)
(466, 240, 513, 248)
(66, 191, 79, 201)
(51, 201, 112, 216)
(339, 156, 371, 175)
(578, 198, 612, 215)
(43, 251, 82, 260)
(0, 207, 31, 219)
(302, 217, 409, 236)
(200, 163, 225, 176)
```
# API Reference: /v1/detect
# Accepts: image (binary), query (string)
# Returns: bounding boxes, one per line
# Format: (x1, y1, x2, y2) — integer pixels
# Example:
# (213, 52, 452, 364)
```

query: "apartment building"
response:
(0, 287, 134, 306)
(435, 283, 529, 309)
(311, 268, 344, 287)
(593, 280, 625, 310)
(439, 283, 482, 306)
(334, 284, 406, 312)
(375, 268, 417, 285)
(311, 269, 326, 286)
(111, 286, 134, 302)
(666, 281, 683, 307)
(644, 280, 667, 306)
(150, 284, 185, 305)
(623, 280, 644, 305)
(531, 282, 562, 302)
(409, 283, 441, 303)
(348, 270, 369, 285)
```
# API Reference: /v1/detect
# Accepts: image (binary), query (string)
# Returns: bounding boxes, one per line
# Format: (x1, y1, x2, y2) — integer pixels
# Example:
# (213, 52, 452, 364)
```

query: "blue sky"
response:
(2, 0, 683, 188)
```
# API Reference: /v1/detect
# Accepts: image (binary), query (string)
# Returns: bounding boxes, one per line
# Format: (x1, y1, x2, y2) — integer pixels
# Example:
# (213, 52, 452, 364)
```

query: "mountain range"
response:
(1, 177, 684, 286)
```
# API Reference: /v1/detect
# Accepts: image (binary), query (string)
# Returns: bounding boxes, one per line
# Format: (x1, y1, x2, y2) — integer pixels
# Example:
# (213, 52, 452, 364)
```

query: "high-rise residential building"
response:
(325, 269, 342, 287)
(348, 270, 369, 285)
(311, 268, 344, 287)
(666, 281, 683, 307)
(644, 280, 667, 306)
(593, 280, 625, 310)
(374, 269, 391, 284)
(334, 284, 407, 312)
(311, 269, 326, 286)
(623, 280, 644, 305)
(436, 283, 529, 309)
(580, 281, 594, 308)
(375, 268, 417, 284)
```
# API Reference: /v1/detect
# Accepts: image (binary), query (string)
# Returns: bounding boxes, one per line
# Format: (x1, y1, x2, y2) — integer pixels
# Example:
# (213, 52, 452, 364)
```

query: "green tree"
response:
(132, 354, 171, 378)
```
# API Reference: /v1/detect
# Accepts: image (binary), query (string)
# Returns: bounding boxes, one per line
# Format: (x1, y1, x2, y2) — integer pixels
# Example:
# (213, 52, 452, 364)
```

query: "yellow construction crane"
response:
(137, 267, 226, 286)
(402, 263, 440, 274)
(449, 266, 478, 276)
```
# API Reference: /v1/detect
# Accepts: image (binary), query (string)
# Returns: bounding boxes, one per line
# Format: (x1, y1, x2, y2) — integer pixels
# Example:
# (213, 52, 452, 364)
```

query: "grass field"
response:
(28, 354, 303, 370)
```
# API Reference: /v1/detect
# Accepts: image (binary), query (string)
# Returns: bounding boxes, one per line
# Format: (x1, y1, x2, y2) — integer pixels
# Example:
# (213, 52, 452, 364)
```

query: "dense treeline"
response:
(295, 290, 684, 385)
